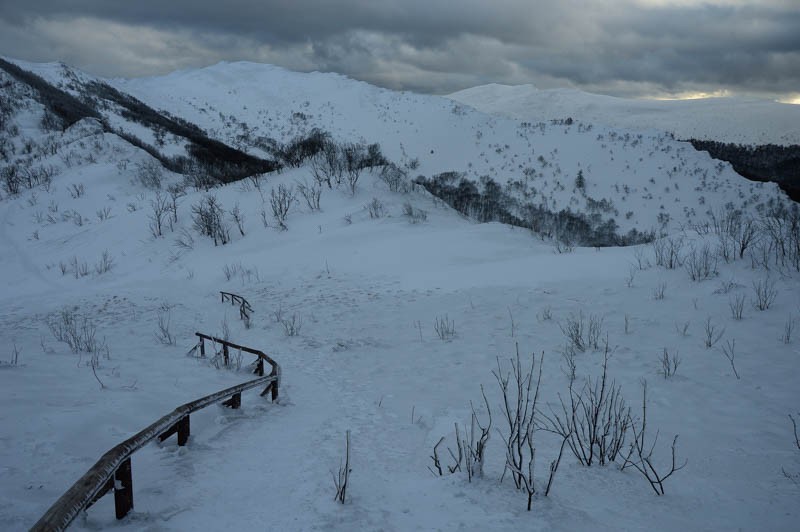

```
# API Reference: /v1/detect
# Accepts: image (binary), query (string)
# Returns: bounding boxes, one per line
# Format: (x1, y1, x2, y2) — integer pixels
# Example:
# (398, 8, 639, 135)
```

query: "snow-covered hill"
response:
(1, 59, 799, 531)
(448, 83, 800, 146)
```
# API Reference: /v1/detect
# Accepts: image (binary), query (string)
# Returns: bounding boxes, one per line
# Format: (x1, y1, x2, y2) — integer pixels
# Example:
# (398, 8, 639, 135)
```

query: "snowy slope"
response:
(109, 62, 788, 241)
(1, 60, 799, 531)
(448, 83, 800, 146)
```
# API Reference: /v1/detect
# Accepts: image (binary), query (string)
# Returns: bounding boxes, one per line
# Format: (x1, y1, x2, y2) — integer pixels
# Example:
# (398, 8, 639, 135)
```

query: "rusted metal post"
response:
(223, 345, 229, 366)
(114, 458, 133, 519)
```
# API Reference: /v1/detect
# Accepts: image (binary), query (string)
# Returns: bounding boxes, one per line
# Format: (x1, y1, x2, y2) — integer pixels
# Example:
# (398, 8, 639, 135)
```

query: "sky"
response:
(0, 0, 798, 103)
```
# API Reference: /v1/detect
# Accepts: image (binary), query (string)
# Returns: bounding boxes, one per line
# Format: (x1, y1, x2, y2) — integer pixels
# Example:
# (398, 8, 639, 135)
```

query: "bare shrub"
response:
(47, 308, 108, 355)
(94, 250, 115, 275)
(621, 381, 687, 495)
(155, 304, 176, 345)
(149, 191, 169, 238)
(729, 294, 745, 320)
(230, 202, 245, 236)
(332, 430, 351, 504)
(752, 277, 777, 311)
(542, 342, 630, 467)
(659, 348, 680, 379)
(402, 201, 428, 223)
(652, 282, 666, 300)
(675, 321, 690, 337)
(434, 315, 456, 341)
(559, 312, 585, 352)
(281, 313, 303, 336)
(703, 317, 725, 349)
(135, 159, 163, 189)
(96, 206, 112, 221)
(720, 339, 740, 379)
(685, 243, 718, 281)
(783, 317, 795, 344)
(191, 195, 230, 245)
(366, 197, 386, 219)
(297, 179, 322, 211)
(270, 184, 295, 230)
(494, 348, 567, 510)
(379, 163, 409, 193)
(652, 236, 684, 269)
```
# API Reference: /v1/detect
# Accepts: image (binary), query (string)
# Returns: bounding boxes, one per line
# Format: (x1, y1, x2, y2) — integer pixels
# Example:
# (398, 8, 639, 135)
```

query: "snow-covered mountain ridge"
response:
(448, 83, 800, 146)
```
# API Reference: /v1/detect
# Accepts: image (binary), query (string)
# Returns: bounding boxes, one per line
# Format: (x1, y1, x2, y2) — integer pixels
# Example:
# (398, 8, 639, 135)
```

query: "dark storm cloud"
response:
(0, 1, 798, 100)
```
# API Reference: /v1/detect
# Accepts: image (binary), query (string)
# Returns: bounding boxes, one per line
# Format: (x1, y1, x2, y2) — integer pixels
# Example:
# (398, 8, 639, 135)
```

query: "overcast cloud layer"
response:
(0, 1, 798, 101)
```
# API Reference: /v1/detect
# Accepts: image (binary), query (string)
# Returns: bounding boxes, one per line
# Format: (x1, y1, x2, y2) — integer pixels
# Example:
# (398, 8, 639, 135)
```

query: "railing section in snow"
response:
(30, 337, 280, 531)
(220, 291, 254, 321)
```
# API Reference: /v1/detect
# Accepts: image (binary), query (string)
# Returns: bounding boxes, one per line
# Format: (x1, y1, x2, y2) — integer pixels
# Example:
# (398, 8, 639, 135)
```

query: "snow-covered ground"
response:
(448, 83, 800, 146)
(0, 60, 799, 531)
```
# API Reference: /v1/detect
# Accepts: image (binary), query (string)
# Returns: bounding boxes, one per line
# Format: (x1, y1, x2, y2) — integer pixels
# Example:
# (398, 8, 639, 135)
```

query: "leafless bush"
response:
(559, 312, 586, 352)
(379, 163, 409, 193)
(366, 197, 386, 219)
(632, 247, 651, 270)
(230, 202, 245, 236)
(587, 314, 604, 351)
(174, 227, 195, 251)
(311, 141, 344, 188)
(538, 306, 553, 322)
(47, 308, 108, 355)
(332, 430, 351, 504)
(729, 294, 745, 320)
(783, 317, 795, 344)
(685, 243, 718, 281)
(135, 159, 163, 189)
(70, 256, 90, 278)
(675, 320, 690, 337)
(94, 250, 114, 275)
(703, 317, 725, 349)
(752, 277, 777, 311)
(621, 381, 686, 495)
(166, 184, 184, 229)
(68, 183, 85, 198)
(652, 236, 684, 269)
(434, 315, 456, 341)
(494, 348, 567, 510)
(659, 348, 680, 379)
(155, 305, 176, 345)
(561, 344, 576, 383)
(191, 195, 230, 245)
(720, 339, 740, 379)
(297, 179, 322, 211)
(149, 191, 169, 238)
(542, 342, 630, 468)
(652, 282, 666, 300)
(4, 343, 20, 366)
(96, 206, 112, 221)
(402, 201, 428, 223)
(782, 414, 800, 484)
(281, 313, 303, 336)
(270, 184, 295, 230)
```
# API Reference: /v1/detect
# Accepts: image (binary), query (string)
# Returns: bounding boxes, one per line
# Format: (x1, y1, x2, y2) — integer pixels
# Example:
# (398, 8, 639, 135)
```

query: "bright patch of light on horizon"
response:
(777, 94, 800, 105)
(648, 89, 732, 101)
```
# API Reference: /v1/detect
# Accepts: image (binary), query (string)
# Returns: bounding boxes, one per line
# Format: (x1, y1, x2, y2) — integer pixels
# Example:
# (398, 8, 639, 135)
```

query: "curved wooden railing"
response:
(30, 338, 280, 531)
(220, 291, 253, 322)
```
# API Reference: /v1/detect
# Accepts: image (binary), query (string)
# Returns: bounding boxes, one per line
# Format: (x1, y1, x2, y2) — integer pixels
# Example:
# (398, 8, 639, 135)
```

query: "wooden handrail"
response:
(31, 353, 280, 531)
(220, 291, 253, 321)
(194, 332, 280, 398)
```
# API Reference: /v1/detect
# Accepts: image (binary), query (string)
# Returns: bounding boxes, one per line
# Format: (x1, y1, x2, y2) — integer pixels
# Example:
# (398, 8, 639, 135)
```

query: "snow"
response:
(448, 83, 800, 146)
(0, 60, 799, 531)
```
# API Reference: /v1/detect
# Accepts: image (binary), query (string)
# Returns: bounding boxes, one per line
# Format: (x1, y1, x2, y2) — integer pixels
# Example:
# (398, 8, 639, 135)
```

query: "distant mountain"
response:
(448, 83, 800, 146)
(0, 59, 792, 246)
